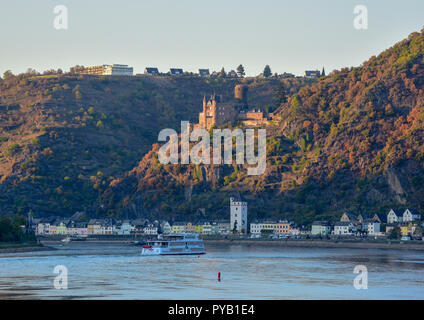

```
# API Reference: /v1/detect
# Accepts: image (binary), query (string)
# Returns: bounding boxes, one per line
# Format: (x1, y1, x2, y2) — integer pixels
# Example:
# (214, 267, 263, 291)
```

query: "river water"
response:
(0, 242, 423, 299)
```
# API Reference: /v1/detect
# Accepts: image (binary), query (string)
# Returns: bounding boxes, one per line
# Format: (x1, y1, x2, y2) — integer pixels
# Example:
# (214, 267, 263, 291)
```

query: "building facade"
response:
(230, 197, 247, 234)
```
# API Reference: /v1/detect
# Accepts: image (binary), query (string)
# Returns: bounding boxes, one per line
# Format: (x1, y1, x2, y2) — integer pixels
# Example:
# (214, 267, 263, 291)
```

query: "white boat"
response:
(61, 237, 71, 243)
(141, 233, 206, 256)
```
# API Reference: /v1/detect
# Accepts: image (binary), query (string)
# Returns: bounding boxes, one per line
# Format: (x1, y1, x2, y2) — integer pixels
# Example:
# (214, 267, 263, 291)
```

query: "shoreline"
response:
(203, 239, 424, 251)
(0, 244, 56, 254)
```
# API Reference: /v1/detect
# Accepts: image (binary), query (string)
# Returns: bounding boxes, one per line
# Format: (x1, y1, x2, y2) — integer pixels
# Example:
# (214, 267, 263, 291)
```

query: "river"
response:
(0, 242, 423, 299)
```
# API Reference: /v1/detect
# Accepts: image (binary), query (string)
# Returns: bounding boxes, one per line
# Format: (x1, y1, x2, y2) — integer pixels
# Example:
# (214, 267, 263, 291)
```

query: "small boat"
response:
(141, 233, 206, 256)
(61, 237, 71, 243)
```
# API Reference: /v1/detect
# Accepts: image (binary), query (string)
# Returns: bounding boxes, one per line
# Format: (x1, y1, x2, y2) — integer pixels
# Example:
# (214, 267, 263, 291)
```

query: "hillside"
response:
(0, 74, 308, 216)
(98, 29, 424, 225)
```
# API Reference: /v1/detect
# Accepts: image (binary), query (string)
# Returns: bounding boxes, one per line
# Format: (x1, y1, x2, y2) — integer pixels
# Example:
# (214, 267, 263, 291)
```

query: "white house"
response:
(387, 209, 402, 224)
(230, 198, 248, 234)
(161, 221, 172, 235)
(334, 222, 355, 236)
(121, 220, 132, 235)
(311, 221, 331, 236)
(144, 224, 158, 235)
(250, 222, 263, 235)
(367, 221, 381, 236)
(403, 209, 421, 222)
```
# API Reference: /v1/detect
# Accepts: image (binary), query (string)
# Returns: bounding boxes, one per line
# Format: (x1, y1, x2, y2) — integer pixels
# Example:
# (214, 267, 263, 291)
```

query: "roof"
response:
(170, 68, 183, 74)
(335, 222, 353, 226)
(145, 67, 159, 74)
(312, 221, 329, 226)
(199, 69, 210, 75)
(305, 70, 320, 77)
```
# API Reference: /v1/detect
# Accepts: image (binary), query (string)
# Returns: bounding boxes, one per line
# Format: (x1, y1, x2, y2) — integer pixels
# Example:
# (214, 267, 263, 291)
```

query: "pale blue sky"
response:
(0, 0, 423, 76)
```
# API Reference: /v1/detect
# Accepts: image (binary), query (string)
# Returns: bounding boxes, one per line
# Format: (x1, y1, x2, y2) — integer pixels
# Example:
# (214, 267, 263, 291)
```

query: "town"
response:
(32, 197, 423, 242)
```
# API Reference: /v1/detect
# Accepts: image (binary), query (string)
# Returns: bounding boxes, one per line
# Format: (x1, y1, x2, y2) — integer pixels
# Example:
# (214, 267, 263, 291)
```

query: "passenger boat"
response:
(141, 233, 206, 256)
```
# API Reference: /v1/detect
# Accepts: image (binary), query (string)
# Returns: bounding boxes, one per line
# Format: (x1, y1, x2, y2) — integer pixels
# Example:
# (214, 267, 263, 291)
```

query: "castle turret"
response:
(234, 84, 248, 107)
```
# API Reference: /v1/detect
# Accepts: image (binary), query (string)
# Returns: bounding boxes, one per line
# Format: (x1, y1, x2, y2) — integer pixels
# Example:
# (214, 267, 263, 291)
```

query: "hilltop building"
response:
(199, 69, 210, 77)
(304, 70, 321, 79)
(170, 68, 184, 75)
(77, 64, 133, 76)
(230, 197, 247, 234)
(193, 84, 268, 130)
(144, 67, 160, 75)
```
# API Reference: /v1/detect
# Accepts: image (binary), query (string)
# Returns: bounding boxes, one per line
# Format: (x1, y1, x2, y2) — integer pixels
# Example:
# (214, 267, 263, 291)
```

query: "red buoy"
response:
(218, 272, 221, 282)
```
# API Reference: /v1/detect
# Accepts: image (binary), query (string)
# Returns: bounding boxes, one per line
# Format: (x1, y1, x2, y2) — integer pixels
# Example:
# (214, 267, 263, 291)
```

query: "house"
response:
(170, 68, 183, 75)
(275, 220, 294, 235)
(113, 221, 122, 235)
(201, 222, 213, 235)
(171, 222, 185, 234)
(304, 70, 321, 79)
(217, 221, 230, 235)
(227, 70, 238, 78)
(121, 220, 132, 235)
(198, 69, 210, 77)
(230, 197, 248, 234)
(185, 222, 196, 233)
(100, 220, 113, 235)
(366, 221, 381, 236)
(161, 221, 172, 235)
(74, 222, 88, 236)
(87, 219, 102, 235)
(144, 224, 158, 235)
(36, 217, 54, 235)
(387, 209, 402, 224)
(250, 221, 263, 235)
(402, 209, 421, 222)
(55, 220, 68, 235)
(340, 212, 358, 224)
(400, 222, 418, 236)
(144, 67, 159, 75)
(311, 221, 331, 236)
(194, 223, 204, 234)
(334, 222, 355, 236)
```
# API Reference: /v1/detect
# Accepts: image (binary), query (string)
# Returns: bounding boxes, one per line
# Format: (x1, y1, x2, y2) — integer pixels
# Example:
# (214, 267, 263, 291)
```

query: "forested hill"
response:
(98, 29, 424, 225)
(0, 74, 307, 216)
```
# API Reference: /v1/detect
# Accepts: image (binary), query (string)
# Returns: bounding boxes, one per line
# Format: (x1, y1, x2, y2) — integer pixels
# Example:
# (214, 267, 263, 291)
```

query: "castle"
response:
(193, 84, 267, 130)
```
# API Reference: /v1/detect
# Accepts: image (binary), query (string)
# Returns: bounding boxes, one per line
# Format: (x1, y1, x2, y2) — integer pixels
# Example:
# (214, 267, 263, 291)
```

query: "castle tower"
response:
(234, 84, 248, 108)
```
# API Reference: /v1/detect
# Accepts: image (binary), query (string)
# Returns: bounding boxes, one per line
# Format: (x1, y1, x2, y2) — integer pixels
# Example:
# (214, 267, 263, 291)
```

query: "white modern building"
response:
(334, 222, 355, 236)
(230, 197, 248, 234)
(250, 222, 263, 235)
(311, 221, 331, 236)
(103, 64, 133, 76)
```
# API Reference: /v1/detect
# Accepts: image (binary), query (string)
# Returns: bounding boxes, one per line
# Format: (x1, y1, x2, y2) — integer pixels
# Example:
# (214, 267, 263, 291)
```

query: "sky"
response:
(0, 0, 423, 77)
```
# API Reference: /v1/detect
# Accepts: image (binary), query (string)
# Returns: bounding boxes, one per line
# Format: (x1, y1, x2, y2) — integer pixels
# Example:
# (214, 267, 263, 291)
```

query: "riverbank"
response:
(0, 243, 56, 253)
(204, 239, 424, 251)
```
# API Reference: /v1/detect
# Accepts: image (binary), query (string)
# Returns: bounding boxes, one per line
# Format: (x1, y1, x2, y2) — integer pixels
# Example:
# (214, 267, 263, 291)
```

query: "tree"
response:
(232, 220, 238, 234)
(219, 67, 227, 78)
(3, 70, 14, 80)
(236, 64, 245, 78)
(388, 227, 401, 240)
(263, 65, 272, 77)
